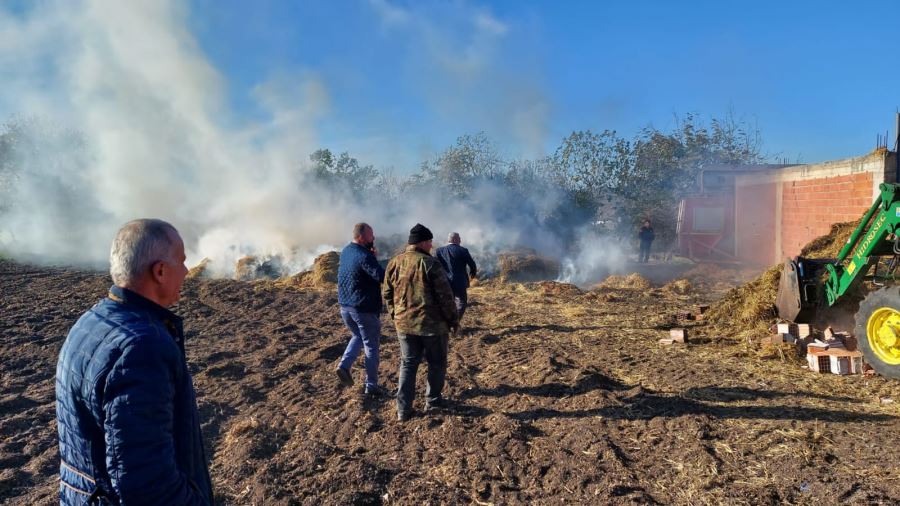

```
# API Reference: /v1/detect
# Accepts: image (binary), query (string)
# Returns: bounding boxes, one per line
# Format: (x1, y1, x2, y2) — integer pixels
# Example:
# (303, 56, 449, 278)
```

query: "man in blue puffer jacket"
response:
(56, 219, 213, 505)
(334, 222, 390, 397)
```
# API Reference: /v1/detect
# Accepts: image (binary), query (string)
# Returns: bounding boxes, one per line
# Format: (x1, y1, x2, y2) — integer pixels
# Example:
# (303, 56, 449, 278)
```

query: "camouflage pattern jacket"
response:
(384, 245, 459, 336)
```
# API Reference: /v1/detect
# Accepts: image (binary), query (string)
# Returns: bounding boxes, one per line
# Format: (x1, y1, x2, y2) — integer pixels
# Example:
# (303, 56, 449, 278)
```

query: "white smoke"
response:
(0, 0, 619, 280)
(0, 1, 365, 273)
(558, 229, 629, 286)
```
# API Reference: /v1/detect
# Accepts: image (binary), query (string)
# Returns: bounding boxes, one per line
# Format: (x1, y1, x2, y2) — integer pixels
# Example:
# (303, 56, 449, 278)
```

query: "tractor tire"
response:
(854, 286, 900, 379)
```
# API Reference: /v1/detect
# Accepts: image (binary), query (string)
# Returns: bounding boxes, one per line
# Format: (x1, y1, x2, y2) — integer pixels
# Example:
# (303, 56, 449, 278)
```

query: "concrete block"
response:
(669, 328, 688, 343)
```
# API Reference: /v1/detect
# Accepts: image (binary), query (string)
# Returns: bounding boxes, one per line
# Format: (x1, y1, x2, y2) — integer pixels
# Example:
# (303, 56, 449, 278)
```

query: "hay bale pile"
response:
(281, 251, 340, 289)
(309, 251, 340, 285)
(234, 256, 285, 281)
(235, 256, 259, 281)
(187, 258, 210, 280)
(596, 273, 652, 290)
(706, 218, 861, 334)
(498, 252, 561, 283)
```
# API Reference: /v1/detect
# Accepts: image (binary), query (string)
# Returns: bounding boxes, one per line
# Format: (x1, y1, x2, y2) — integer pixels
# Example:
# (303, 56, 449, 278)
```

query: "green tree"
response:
(622, 112, 764, 244)
(550, 130, 632, 208)
(427, 132, 503, 198)
(309, 148, 378, 194)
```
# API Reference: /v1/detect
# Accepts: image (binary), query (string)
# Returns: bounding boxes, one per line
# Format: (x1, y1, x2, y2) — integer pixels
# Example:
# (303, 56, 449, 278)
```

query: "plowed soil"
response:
(3, 259, 900, 505)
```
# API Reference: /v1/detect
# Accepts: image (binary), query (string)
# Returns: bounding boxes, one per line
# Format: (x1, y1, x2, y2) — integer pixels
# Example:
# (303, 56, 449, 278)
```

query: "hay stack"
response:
(235, 256, 258, 281)
(234, 256, 284, 281)
(281, 251, 340, 289)
(186, 258, 210, 280)
(309, 251, 339, 285)
(498, 252, 561, 283)
(663, 278, 693, 295)
(596, 273, 652, 290)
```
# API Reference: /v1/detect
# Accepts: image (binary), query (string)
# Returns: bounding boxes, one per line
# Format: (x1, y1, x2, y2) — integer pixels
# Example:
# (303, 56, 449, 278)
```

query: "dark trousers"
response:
(639, 241, 652, 263)
(453, 291, 468, 322)
(396, 333, 448, 415)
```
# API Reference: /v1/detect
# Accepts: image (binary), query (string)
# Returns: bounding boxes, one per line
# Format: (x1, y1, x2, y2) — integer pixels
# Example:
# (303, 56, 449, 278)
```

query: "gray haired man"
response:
(434, 232, 477, 324)
(56, 219, 212, 504)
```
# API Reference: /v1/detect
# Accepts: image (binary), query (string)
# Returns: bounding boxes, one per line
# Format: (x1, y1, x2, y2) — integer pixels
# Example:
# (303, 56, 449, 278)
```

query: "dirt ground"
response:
(3, 259, 900, 505)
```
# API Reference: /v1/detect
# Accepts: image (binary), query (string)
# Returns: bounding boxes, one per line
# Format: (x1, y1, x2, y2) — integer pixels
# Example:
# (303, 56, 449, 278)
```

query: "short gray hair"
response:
(448, 232, 460, 243)
(352, 222, 371, 240)
(109, 219, 179, 287)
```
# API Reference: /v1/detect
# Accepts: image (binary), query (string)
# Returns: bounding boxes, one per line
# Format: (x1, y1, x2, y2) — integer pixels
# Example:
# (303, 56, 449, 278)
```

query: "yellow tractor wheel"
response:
(855, 287, 900, 379)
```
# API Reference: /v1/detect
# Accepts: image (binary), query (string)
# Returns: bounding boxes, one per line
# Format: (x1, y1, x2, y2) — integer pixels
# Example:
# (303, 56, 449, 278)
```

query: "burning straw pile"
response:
(279, 251, 340, 289)
(705, 218, 861, 335)
(498, 251, 561, 283)
(235, 256, 287, 281)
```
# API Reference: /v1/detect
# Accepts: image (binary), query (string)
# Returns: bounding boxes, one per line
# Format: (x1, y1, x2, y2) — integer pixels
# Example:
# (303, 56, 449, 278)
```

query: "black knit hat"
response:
(408, 223, 433, 244)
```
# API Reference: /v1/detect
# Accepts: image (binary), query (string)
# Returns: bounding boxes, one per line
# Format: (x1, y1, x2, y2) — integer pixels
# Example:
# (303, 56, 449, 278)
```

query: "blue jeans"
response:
(338, 307, 382, 389)
(396, 333, 448, 416)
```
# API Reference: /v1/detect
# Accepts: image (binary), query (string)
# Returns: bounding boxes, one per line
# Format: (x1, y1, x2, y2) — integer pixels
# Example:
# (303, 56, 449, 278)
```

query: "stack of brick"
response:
(750, 322, 812, 346)
(805, 327, 864, 375)
(807, 347, 864, 375)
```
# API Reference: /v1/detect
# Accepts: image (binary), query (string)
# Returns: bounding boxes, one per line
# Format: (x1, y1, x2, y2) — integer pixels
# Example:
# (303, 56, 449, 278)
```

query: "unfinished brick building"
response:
(676, 149, 898, 266)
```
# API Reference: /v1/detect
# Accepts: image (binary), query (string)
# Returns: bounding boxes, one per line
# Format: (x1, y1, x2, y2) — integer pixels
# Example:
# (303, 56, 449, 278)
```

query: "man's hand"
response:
(370, 246, 378, 256)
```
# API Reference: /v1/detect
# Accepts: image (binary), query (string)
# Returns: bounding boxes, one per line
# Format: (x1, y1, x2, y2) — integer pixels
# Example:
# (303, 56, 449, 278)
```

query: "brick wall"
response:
(733, 151, 896, 266)
(735, 182, 777, 265)
(780, 172, 873, 260)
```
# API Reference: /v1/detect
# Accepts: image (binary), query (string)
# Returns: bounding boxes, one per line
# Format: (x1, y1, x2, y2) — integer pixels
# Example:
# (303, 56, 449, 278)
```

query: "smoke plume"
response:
(0, 0, 626, 285)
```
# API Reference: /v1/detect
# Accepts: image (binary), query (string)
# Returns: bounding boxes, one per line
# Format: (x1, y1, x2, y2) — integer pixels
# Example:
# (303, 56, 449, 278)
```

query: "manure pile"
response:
(705, 219, 861, 335)
(596, 272, 652, 290)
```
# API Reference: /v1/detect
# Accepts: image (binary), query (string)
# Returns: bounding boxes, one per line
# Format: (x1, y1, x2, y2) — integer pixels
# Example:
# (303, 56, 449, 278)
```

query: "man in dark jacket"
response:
(335, 222, 390, 397)
(638, 219, 655, 263)
(435, 232, 477, 323)
(384, 223, 458, 422)
(56, 219, 213, 505)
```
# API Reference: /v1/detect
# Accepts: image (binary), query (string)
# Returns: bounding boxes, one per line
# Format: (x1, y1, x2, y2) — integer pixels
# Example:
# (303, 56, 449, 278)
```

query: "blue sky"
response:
(13, 0, 900, 172)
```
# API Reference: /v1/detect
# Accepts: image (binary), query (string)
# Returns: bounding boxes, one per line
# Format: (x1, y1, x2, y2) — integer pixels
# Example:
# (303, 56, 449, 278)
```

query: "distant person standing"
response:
(335, 223, 392, 398)
(384, 223, 459, 422)
(435, 232, 477, 325)
(638, 219, 655, 263)
(56, 219, 213, 505)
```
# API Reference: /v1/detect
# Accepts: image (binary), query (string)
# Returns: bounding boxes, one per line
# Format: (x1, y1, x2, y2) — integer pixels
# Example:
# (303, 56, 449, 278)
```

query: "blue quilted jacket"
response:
(55, 286, 213, 505)
(337, 242, 385, 313)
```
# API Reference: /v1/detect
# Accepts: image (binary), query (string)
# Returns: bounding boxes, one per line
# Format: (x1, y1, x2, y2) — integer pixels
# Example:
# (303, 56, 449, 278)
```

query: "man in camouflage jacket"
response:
(383, 223, 459, 421)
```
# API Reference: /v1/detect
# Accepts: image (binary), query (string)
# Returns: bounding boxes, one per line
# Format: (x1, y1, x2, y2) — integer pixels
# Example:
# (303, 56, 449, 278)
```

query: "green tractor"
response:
(776, 183, 900, 378)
